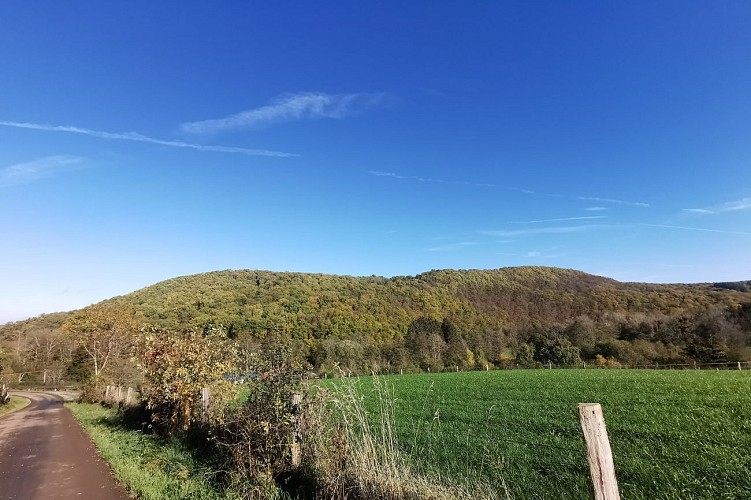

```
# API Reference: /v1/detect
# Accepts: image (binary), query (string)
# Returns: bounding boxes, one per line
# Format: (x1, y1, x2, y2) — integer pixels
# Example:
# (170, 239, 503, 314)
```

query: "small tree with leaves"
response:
(63, 304, 138, 387)
(138, 326, 240, 433)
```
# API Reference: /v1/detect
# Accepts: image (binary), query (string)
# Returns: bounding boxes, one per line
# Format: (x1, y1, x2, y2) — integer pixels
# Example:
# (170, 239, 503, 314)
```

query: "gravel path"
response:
(0, 392, 130, 499)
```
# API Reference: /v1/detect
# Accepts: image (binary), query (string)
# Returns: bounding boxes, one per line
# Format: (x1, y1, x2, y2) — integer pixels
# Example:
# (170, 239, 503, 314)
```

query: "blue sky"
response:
(2, 2, 751, 323)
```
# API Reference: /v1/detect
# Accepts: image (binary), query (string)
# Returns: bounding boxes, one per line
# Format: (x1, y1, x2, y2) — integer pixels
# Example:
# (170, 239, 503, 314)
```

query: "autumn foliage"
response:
(138, 326, 240, 432)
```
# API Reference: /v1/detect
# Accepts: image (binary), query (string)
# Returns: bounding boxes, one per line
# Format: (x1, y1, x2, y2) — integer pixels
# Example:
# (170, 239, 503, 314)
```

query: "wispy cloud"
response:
(480, 225, 611, 238)
(639, 223, 751, 236)
(0, 155, 85, 187)
(426, 241, 478, 252)
(723, 198, 751, 211)
(181, 92, 385, 134)
(0, 121, 296, 157)
(577, 196, 650, 208)
(366, 170, 496, 187)
(498, 249, 562, 259)
(507, 215, 607, 224)
(368, 169, 651, 208)
(682, 197, 751, 215)
(585, 206, 608, 212)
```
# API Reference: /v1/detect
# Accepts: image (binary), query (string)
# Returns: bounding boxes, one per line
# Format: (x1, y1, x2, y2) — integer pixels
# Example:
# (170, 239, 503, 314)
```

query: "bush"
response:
(213, 338, 326, 497)
(138, 327, 240, 434)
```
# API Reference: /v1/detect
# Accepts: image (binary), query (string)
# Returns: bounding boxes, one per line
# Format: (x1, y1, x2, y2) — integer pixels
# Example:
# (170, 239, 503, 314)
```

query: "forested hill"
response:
(3, 267, 751, 375)
(104, 267, 745, 341)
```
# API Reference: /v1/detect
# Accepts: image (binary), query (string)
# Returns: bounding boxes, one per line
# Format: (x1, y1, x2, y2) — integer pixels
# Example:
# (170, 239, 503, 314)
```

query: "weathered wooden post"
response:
(290, 392, 302, 468)
(201, 387, 211, 422)
(579, 403, 620, 500)
(738, 362, 743, 371)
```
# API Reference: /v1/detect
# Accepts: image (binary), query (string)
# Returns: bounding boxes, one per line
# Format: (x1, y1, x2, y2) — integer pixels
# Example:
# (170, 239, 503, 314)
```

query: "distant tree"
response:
(440, 318, 458, 343)
(684, 312, 738, 363)
(63, 304, 138, 384)
(381, 344, 412, 372)
(65, 346, 94, 384)
(592, 340, 620, 360)
(405, 317, 445, 369)
(530, 335, 581, 366)
(515, 343, 536, 367)
(729, 302, 751, 332)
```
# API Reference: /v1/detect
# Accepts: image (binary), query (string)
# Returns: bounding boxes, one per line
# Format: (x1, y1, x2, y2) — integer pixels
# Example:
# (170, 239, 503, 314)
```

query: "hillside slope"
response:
(2, 267, 749, 378)
(101, 266, 745, 340)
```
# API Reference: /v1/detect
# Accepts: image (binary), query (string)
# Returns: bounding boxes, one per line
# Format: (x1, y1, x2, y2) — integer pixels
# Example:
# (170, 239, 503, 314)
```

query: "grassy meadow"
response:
(340, 369, 751, 499)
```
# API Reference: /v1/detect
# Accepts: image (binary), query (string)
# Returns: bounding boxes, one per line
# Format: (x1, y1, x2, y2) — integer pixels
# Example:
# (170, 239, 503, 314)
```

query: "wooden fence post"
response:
(578, 403, 620, 500)
(201, 387, 211, 422)
(290, 392, 302, 467)
(738, 362, 743, 371)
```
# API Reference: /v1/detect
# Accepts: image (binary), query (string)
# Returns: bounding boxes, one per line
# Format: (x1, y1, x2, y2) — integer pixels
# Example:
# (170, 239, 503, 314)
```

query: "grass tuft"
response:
(0, 395, 31, 418)
(318, 376, 501, 499)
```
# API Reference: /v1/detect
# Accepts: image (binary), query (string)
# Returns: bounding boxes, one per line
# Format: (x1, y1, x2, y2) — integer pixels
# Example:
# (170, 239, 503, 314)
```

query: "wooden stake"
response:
(201, 387, 211, 421)
(579, 403, 620, 500)
(290, 392, 302, 467)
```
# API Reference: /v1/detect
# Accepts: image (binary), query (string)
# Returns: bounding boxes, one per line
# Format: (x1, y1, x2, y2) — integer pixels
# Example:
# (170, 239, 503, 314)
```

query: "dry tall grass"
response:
(313, 376, 501, 500)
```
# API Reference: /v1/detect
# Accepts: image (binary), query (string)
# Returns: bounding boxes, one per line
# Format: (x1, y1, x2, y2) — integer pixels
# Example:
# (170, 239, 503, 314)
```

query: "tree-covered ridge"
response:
(106, 267, 746, 340)
(2, 266, 750, 383)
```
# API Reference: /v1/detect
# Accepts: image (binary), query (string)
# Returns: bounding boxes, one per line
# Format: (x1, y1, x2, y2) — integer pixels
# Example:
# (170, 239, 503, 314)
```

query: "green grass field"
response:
(344, 369, 751, 499)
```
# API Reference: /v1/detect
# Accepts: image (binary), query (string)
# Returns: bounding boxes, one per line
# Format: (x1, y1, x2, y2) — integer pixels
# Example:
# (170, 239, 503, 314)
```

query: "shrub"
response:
(138, 326, 240, 434)
(213, 338, 326, 497)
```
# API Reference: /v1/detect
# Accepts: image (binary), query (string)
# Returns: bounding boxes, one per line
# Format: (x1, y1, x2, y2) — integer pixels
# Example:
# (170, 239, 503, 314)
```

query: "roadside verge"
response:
(0, 395, 31, 419)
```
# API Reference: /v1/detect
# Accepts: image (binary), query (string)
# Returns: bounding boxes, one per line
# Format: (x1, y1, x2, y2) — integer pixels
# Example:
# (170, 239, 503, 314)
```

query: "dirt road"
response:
(0, 392, 130, 499)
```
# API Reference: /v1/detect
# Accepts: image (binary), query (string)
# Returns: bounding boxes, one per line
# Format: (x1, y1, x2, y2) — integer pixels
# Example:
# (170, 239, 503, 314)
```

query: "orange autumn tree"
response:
(138, 326, 240, 433)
